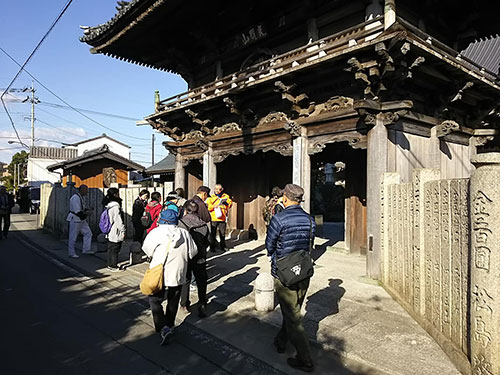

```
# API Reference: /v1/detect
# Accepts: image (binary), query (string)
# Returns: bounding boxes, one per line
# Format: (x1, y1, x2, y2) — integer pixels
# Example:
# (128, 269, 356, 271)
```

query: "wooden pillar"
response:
(293, 132, 311, 212)
(203, 146, 217, 189)
(366, 113, 388, 279)
(174, 153, 185, 191)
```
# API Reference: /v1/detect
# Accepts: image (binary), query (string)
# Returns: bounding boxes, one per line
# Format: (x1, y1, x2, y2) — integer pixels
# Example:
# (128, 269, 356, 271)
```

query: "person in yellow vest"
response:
(206, 183, 233, 252)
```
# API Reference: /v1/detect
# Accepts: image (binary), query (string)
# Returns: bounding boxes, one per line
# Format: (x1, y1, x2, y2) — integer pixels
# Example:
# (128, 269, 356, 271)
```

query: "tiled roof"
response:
(29, 146, 78, 160)
(47, 144, 144, 172)
(80, 0, 146, 43)
(144, 154, 175, 175)
(461, 35, 500, 76)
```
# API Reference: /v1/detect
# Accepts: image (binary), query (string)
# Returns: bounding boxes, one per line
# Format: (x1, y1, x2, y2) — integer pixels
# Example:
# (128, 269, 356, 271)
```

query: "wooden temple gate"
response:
(81, 1, 500, 372)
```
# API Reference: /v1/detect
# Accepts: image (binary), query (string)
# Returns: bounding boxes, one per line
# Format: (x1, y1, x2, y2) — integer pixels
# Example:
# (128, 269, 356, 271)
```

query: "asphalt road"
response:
(0, 232, 285, 375)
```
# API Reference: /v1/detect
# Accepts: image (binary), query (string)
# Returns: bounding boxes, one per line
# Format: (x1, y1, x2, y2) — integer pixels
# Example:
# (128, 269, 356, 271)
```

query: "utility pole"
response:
(17, 163, 20, 188)
(21, 81, 39, 148)
(152, 133, 155, 166)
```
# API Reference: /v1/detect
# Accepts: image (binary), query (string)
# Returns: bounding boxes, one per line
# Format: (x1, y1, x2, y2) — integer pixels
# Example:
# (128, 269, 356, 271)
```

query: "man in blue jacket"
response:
(265, 183, 316, 373)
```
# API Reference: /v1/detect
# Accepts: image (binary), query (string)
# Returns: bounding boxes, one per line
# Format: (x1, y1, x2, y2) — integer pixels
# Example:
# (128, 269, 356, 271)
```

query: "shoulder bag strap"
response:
(308, 214, 313, 252)
(161, 239, 172, 265)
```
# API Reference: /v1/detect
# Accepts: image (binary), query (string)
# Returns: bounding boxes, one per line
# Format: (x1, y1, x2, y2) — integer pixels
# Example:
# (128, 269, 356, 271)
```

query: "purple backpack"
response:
(99, 209, 112, 234)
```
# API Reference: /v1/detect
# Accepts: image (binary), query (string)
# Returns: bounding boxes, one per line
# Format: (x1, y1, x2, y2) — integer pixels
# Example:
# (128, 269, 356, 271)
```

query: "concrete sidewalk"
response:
(10, 212, 459, 375)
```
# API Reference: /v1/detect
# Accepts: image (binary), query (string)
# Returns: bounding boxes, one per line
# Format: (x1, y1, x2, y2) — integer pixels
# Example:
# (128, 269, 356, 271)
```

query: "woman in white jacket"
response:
(142, 209, 197, 345)
(103, 188, 126, 271)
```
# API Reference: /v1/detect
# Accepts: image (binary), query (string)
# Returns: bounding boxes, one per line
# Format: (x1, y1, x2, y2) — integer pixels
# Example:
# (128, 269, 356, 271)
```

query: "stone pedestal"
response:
(254, 273, 275, 312)
(470, 152, 500, 375)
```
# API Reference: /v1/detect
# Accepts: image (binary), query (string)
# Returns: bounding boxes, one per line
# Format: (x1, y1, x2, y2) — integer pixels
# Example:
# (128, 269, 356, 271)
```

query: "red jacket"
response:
(146, 201, 162, 234)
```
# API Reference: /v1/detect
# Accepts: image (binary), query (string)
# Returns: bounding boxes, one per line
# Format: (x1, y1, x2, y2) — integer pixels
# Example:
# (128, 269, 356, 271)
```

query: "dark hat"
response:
(158, 209, 178, 225)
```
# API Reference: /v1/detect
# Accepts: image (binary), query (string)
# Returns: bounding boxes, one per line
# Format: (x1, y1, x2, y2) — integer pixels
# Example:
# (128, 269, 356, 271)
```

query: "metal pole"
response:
(152, 133, 155, 166)
(31, 81, 35, 148)
(13, 163, 16, 191)
(17, 163, 20, 187)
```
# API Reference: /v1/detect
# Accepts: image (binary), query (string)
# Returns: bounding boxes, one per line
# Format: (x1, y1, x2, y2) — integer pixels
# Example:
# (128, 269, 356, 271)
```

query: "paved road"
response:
(0, 231, 285, 375)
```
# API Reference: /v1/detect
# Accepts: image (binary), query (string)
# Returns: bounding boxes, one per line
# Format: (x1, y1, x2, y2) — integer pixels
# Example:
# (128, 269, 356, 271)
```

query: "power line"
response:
(37, 106, 100, 136)
(0, 0, 74, 148)
(38, 102, 141, 121)
(0, 46, 150, 141)
(37, 119, 88, 139)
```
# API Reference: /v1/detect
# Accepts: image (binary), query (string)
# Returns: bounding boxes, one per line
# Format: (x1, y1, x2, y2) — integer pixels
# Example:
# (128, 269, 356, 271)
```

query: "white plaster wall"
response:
(77, 138, 130, 159)
(27, 158, 63, 187)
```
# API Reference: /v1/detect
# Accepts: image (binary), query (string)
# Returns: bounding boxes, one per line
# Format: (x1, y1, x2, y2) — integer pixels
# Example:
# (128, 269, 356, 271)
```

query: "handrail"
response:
(155, 16, 385, 113)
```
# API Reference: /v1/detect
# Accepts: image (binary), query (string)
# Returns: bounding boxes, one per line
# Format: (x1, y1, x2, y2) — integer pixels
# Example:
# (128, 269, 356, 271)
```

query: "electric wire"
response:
(0, 0, 74, 148)
(0, 46, 150, 141)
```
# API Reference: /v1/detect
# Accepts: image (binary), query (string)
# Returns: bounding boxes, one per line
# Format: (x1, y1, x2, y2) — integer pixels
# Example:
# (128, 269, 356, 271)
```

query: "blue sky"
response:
(0, 0, 187, 165)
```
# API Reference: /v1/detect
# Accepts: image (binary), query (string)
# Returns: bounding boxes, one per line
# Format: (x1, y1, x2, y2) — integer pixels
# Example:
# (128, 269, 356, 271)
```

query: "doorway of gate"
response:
(310, 142, 367, 255)
(217, 150, 292, 239)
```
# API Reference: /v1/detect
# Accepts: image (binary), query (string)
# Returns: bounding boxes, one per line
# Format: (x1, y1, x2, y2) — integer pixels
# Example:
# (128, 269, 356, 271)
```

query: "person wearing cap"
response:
(265, 183, 316, 373)
(142, 209, 198, 346)
(206, 183, 233, 252)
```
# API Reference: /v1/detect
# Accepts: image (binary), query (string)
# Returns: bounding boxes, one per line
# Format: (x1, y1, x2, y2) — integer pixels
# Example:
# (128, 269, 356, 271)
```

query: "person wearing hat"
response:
(142, 209, 198, 345)
(265, 183, 316, 372)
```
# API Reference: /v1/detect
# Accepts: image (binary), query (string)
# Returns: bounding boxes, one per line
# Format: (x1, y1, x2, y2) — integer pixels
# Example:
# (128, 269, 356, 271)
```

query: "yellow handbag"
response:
(140, 241, 171, 295)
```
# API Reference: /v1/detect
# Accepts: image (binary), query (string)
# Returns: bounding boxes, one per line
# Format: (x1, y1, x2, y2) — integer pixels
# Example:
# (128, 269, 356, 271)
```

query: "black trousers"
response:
(180, 260, 207, 307)
(132, 222, 145, 243)
(149, 286, 182, 332)
(107, 241, 122, 268)
(210, 221, 227, 251)
(0, 214, 10, 237)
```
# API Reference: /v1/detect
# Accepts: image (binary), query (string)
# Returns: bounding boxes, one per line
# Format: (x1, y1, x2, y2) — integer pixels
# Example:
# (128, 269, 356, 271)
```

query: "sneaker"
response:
(68, 254, 79, 258)
(198, 305, 207, 318)
(160, 326, 174, 346)
(287, 357, 314, 373)
(107, 266, 121, 272)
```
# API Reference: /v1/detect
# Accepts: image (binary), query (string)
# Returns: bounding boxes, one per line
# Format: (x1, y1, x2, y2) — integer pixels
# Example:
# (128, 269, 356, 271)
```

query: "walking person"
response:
(132, 189, 150, 243)
(142, 209, 198, 345)
(178, 200, 210, 317)
(265, 183, 316, 373)
(145, 192, 162, 234)
(206, 184, 232, 252)
(67, 184, 93, 258)
(0, 186, 15, 239)
(103, 188, 126, 271)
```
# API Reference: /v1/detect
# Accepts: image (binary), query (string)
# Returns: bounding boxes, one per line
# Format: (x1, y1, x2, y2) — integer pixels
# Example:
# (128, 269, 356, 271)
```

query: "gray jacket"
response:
(105, 201, 126, 243)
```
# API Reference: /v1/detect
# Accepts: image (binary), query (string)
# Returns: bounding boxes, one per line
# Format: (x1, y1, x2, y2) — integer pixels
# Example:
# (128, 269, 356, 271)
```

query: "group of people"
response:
(67, 182, 316, 373)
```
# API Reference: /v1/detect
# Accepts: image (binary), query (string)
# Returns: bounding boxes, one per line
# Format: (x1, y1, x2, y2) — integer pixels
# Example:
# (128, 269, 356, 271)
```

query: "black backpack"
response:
(140, 209, 153, 228)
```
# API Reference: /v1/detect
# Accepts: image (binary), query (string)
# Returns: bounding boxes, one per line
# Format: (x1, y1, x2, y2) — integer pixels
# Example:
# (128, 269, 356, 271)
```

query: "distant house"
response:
(66, 133, 131, 159)
(47, 144, 144, 188)
(27, 146, 78, 187)
(143, 154, 175, 183)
